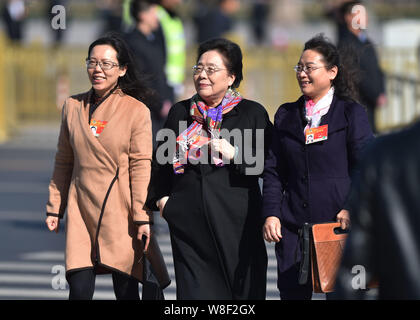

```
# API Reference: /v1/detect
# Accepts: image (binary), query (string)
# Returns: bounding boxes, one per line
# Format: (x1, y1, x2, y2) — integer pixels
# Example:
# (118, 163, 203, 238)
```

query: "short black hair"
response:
(196, 38, 243, 89)
(339, 1, 363, 20)
(130, 0, 157, 23)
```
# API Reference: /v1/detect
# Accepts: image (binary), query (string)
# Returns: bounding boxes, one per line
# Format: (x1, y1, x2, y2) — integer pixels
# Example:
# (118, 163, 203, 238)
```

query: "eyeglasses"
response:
(192, 65, 227, 76)
(293, 65, 326, 74)
(86, 59, 120, 71)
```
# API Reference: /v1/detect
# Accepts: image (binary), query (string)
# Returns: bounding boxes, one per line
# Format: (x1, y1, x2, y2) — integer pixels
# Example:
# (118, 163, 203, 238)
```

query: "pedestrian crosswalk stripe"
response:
(0, 273, 112, 286)
(20, 251, 64, 261)
(0, 262, 55, 272)
(0, 235, 291, 299)
(0, 287, 115, 300)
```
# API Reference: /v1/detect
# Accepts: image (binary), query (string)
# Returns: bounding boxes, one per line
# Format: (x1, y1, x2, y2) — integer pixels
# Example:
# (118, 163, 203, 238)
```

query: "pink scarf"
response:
(304, 87, 335, 133)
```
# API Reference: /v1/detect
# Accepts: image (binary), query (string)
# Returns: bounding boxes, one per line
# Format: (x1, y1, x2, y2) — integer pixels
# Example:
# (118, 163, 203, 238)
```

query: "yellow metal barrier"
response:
(0, 35, 89, 142)
(181, 42, 303, 121)
(0, 35, 6, 142)
(242, 44, 302, 118)
(0, 34, 418, 142)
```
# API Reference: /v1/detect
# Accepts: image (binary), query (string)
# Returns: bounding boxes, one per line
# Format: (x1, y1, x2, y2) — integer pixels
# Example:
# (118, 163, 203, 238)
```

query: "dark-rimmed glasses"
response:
(293, 65, 326, 74)
(192, 65, 227, 76)
(86, 59, 120, 71)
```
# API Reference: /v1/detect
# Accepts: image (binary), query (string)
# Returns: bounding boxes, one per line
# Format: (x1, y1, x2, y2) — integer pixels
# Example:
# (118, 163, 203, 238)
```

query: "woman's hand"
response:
(336, 209, 350, 230)
(210, 139, 236, 160)
(157, 196, 169, 217)
(138, 224, 151, 252)
(45, 216, 60, 233)
(263, 216, 282, 243)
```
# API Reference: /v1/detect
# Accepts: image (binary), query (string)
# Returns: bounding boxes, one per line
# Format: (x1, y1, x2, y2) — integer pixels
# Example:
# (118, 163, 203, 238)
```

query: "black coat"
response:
(338, 29, 385, 110)
(124, 28, 174, 119)
(262, 95, 373, 290)
(147, 98, 272, 299)
(334, 121, 420, 299)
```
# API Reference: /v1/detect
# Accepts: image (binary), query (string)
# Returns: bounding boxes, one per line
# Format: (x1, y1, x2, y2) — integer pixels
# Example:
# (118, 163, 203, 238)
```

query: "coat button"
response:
(302, 175, 308, 182)
(301, 146, 306, 152)
(303, 202, 308, 208)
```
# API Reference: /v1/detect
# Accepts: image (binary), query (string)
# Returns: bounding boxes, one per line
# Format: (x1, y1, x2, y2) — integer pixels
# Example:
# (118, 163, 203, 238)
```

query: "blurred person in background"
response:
(262, 34, 373, 300)
(193, 0, 240, 44)
(46, 0, 68, 48)
(336, 1, 386, 134)
(146, 38, 271, 299)
(2, 0, 27, 43)
(156, 0, 186, 98)
(96, 0, 124, 34)
(251, 0, 270, 45)
(125, 0, 174, 150)
(334, 120, 420, 299)
(45, 33, 169, 300)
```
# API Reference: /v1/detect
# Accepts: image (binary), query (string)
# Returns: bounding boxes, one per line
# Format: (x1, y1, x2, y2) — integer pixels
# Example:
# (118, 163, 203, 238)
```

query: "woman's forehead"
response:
(198, 50, 226, 66)
(90, 45, 118, 59)
(299, 49, 324, 63)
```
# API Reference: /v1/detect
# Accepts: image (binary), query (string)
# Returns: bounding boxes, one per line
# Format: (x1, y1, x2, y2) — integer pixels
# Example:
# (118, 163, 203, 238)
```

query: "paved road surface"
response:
(0, 123, 324, 300)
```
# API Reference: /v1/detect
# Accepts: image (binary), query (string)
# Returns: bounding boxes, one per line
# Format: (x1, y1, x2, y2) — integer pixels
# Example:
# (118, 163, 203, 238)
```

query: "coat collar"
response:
(279, 95, 348, 143)
(319, 95, 348, 133)
(182, 97, 242, 120)
(78, 90, 121, 168)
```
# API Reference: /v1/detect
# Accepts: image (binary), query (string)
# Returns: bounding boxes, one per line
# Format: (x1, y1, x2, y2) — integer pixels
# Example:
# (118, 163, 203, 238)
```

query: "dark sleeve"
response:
(261, 107, 286, 221)
(358, 44, 385, 106)
(343, 102, 374, 210)
(333, 143, 378, 299)
(231, 101, 273, 177)
(145, 102, 186, 210)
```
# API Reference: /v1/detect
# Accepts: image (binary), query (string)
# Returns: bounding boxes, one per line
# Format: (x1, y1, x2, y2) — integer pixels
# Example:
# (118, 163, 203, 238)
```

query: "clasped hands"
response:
(208, 138, 236, 160)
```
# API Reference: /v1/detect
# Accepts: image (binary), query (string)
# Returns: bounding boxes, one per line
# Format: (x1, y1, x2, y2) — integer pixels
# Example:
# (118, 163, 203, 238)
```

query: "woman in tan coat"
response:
(45, 34, 169, 300)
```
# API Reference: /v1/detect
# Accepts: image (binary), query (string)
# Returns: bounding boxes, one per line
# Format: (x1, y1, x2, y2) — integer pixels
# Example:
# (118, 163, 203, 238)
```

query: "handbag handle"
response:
(312, 222, 348, 242)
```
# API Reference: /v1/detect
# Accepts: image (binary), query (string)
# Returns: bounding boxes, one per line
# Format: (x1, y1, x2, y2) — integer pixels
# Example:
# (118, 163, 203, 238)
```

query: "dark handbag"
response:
(141, 236, 165, 300)
(297, 223, 312, 286)
(298, 222, 348, 293)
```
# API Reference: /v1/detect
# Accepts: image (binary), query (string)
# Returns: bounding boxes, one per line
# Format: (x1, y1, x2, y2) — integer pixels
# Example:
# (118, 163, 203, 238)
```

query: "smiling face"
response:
(193, 50, 236, 107)
(296, 49, 338, 103)
(87, 44, 127, 98)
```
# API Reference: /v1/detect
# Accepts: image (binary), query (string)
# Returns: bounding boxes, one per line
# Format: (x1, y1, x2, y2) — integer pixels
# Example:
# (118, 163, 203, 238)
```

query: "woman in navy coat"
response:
(262, 35, 373, 300)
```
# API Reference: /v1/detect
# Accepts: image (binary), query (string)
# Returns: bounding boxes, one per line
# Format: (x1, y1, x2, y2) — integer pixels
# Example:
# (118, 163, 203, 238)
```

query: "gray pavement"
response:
(0, 122, 321, 300)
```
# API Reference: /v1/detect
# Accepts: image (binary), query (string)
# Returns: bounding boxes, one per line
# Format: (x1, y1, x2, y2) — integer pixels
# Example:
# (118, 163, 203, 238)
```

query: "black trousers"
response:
(66, 268, 140, 300)
(280, 283, 313, 300)
(279, 263, 313, 300)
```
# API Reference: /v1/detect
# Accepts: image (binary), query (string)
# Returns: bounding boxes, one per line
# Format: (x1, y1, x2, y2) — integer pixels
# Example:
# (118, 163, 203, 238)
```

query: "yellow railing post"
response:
(0, 34, 7, 142)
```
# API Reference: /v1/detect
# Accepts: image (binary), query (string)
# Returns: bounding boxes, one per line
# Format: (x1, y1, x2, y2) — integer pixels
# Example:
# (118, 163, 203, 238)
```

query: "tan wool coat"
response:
(46, 89, 169, 285)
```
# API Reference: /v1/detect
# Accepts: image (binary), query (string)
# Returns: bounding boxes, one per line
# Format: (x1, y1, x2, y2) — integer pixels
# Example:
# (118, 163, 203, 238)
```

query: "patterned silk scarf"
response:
(304, 86, 335, 133)
(173, 89, 242, 174)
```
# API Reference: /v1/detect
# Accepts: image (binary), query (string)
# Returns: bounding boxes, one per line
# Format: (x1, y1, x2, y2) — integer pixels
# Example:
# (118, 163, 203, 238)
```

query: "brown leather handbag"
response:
(298, 222, 379, 293)
(310, 222, 348, 293)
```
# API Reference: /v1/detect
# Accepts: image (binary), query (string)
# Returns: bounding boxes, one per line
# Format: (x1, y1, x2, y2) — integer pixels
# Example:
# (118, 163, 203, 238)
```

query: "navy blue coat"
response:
(262, 95, 373, 290)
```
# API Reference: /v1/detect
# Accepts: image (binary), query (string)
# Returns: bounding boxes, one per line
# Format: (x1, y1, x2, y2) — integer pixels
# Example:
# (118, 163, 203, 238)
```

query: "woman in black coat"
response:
(262, 35, 373, 300)
(147, 38, 271, 299)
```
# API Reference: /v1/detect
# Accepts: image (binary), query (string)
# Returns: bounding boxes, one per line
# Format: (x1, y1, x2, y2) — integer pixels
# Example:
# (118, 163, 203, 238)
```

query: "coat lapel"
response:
(278, 95, 348, 143)
(79, 92, 118, 168)
(89, 89, 121, 138)
(319, 96, 348, 134)
(222, 103, 240, 119)
(278, 96, 306, 143)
